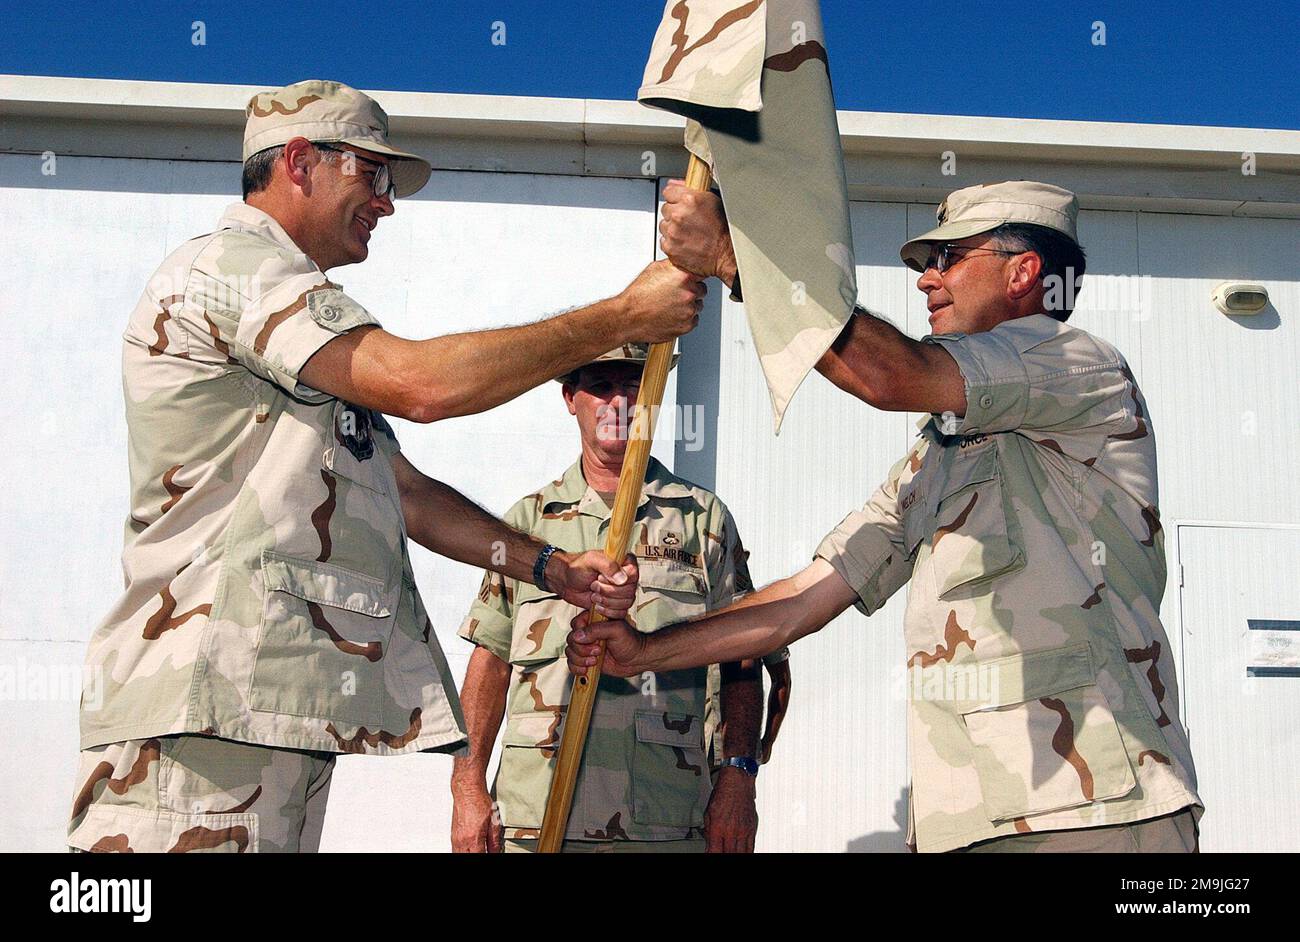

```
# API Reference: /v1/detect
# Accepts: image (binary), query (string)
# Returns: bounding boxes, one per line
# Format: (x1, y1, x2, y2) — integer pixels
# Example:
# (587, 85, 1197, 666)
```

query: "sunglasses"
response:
(922, 243, 1021, 274)
(313, 142, 396, 200)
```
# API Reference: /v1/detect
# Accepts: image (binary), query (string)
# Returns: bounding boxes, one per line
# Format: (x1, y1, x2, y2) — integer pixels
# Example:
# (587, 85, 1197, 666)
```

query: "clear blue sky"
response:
(2, 0, 1295, 129)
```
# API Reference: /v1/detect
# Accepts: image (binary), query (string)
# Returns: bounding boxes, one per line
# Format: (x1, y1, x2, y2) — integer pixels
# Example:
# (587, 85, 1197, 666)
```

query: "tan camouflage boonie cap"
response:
(900, 181, 1080, 272)
(555, 342, 679, 382)
(243, 79, 431, 198)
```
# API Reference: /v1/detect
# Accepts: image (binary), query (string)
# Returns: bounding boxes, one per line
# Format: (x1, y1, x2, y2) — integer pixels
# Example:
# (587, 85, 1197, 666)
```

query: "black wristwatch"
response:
(722, 756, 759, 777)
(532, 543, 560, 592)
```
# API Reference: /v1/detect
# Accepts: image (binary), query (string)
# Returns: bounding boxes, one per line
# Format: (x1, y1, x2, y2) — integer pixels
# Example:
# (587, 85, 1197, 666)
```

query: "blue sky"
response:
(2, 0, 1296, 129)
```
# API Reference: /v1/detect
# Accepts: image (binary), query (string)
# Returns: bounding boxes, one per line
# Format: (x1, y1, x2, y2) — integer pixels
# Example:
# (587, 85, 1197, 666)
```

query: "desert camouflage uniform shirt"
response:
(80, 202, 466, 756)
(816, 313, 1201, 853)
(459, 457, 750, 842)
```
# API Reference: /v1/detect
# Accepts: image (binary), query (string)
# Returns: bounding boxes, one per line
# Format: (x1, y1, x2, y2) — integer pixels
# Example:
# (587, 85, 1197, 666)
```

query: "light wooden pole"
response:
(537, 154, 714, 852)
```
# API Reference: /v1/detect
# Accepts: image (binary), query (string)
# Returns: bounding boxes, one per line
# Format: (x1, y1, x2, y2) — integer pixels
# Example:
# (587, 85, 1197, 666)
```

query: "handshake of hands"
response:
(549, 551, 650, 678)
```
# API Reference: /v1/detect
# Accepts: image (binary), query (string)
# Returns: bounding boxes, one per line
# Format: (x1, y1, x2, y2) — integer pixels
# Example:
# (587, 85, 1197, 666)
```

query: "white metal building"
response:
(2, 75, 1297, 852)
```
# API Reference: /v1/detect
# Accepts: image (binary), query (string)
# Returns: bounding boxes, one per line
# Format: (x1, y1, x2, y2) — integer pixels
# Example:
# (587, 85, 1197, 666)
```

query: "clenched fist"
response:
(617, 259, 706, 344)
(658, 180, 737, 288)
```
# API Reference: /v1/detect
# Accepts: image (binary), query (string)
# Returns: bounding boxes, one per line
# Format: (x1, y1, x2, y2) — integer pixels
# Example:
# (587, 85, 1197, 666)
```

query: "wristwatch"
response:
(722, 756, 759, 777)
(532, 543, 560, 592)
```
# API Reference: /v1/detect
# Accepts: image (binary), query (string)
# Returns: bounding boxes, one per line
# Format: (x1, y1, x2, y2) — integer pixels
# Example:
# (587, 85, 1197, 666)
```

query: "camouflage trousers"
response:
(68, 735, 335, 853)
(505, 837, 707, 854)
(955, 807, 1200, 853)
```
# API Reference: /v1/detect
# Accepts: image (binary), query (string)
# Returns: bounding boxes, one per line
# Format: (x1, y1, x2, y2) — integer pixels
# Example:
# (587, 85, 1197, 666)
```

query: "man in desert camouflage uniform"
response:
(570, 180, 1203, 853)
(452, 345, 787, 853)
(68, 80, 706, 852)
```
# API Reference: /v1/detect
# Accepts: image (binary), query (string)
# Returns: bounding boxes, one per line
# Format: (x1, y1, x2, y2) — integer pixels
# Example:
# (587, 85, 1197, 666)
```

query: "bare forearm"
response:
(451, 647, 511, 792)
(816, 308, 924, 407)
(403, 476, 549, 585)
(816, 307, 967, 414)
(406, 297, 629, 421)
(641, 560, 855, 672)
(719, 660, 763, 759)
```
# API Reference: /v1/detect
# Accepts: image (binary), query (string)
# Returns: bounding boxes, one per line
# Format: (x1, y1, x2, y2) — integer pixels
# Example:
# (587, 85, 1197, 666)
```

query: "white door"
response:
(1177, 522, 1300, 852)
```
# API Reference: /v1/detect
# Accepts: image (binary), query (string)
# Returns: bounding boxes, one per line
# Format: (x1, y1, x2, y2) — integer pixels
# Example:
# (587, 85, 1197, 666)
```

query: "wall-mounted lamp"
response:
(1212, 282, 1270, 316)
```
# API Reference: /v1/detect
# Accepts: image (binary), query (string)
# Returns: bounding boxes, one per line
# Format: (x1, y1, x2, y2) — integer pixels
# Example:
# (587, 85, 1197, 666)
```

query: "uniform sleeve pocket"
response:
(630, 711, 709, 828)
(958, 642, 1136, 822)
(69, 804, 259, 853)
(930, 449, 1024, 600)
(506, 586, 572, 666)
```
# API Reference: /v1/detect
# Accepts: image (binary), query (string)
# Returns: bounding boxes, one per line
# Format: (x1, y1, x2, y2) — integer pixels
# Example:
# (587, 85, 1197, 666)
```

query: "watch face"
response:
(729, 757, 759, 776)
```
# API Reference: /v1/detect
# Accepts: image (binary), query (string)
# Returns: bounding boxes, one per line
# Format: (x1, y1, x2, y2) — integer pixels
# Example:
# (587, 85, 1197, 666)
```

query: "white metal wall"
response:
(2, 149, 1297, 852)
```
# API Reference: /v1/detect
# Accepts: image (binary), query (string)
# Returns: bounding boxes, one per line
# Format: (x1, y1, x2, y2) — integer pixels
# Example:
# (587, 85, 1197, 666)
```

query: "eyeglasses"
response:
(922, 243, 1021, 274)
(313, 142, 396, 200)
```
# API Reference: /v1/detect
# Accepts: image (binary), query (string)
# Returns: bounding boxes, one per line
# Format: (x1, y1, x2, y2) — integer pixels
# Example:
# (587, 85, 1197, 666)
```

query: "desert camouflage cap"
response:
(555, 342, 679, 382)
(243, 79, 431, 198)
(900, 181, 1080, 272)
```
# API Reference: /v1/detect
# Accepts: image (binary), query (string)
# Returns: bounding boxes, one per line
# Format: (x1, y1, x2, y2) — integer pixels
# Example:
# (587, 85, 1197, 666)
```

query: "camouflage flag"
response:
(640, 0, 857, 431)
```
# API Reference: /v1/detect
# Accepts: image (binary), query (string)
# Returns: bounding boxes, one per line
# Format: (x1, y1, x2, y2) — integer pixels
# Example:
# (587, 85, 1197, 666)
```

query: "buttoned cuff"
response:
(457, 610, 512, 663)
(924, 331, 1030, 435)
(814, 514, 897, 617)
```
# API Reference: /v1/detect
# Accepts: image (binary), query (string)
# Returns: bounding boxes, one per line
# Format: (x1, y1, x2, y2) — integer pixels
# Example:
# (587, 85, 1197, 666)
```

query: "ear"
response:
(1006, 251, 1043, 302)
(282, 137, 315, 193)
(562, 382, 578, 416)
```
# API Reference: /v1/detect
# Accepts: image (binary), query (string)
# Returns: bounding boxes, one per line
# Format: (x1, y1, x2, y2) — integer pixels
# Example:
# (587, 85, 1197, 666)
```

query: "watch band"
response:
(723, 756, 759, 777)
(532, 543, 560, 592)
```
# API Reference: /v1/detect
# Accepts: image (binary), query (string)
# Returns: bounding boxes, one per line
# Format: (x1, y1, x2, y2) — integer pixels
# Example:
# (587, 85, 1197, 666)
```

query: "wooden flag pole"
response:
(537, 154, 714, 852)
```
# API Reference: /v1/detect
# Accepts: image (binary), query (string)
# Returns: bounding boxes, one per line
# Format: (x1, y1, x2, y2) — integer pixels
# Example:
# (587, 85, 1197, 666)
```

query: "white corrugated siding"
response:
(1, 141, 1296, 852)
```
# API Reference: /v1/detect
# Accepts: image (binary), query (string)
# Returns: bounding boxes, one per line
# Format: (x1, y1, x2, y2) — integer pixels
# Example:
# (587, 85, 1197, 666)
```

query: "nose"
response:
(916, 265, 942, 293)
(372, 191, 395, 218)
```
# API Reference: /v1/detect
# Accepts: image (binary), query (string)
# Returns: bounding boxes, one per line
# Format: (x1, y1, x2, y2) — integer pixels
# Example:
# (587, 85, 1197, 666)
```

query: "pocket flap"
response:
(960, 642, 1095, 713)
(634, 711, 701, 747)
(261, 551, 394, 617)
(502, 709, 564, 748)
(639, 565, 707, 596)
(938, 446, 999, 501)
(506, 588, 571, 666)
(68, 804, 259, 853)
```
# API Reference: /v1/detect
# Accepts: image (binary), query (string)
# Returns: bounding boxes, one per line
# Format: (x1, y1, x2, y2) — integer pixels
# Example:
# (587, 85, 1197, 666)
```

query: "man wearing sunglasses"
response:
(69, 80, 705, 852)
(569, 180, 1202, 853)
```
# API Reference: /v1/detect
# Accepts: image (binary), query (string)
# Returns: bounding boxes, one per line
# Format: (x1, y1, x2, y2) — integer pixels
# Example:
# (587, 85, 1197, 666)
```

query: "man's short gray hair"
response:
(241, 143, 340, 199)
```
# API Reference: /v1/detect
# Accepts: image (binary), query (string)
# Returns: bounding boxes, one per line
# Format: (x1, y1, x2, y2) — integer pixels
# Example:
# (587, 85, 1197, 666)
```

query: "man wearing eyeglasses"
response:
(568, 180, 1203, 853)
(68, 80, 706, 853)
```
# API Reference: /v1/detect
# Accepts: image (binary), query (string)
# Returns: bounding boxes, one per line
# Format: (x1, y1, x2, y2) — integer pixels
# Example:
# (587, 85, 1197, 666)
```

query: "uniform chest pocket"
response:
(636, 563, 709, 630)
(322, 401, 390, 494)
(631, 711, 710, 828)
(250, 552, 397, 728)
(929, 447, 1025, 600)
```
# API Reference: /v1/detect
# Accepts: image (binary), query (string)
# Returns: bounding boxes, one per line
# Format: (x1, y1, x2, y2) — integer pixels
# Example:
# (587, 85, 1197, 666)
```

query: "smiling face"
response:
(916, 234, 1044, 336)
(562, 362, 643, 468)
(305, 143, 395, 269)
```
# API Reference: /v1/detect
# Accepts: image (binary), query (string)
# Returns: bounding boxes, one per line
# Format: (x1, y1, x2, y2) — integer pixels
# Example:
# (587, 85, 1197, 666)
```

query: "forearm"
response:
(406, 296, 629, 421)
(641, 560, 854, 672)
(718, 660, 763, 759)
(816, 308, 928, 408)
(403, 476, 552, 586)
(451, 647, 511, 794)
